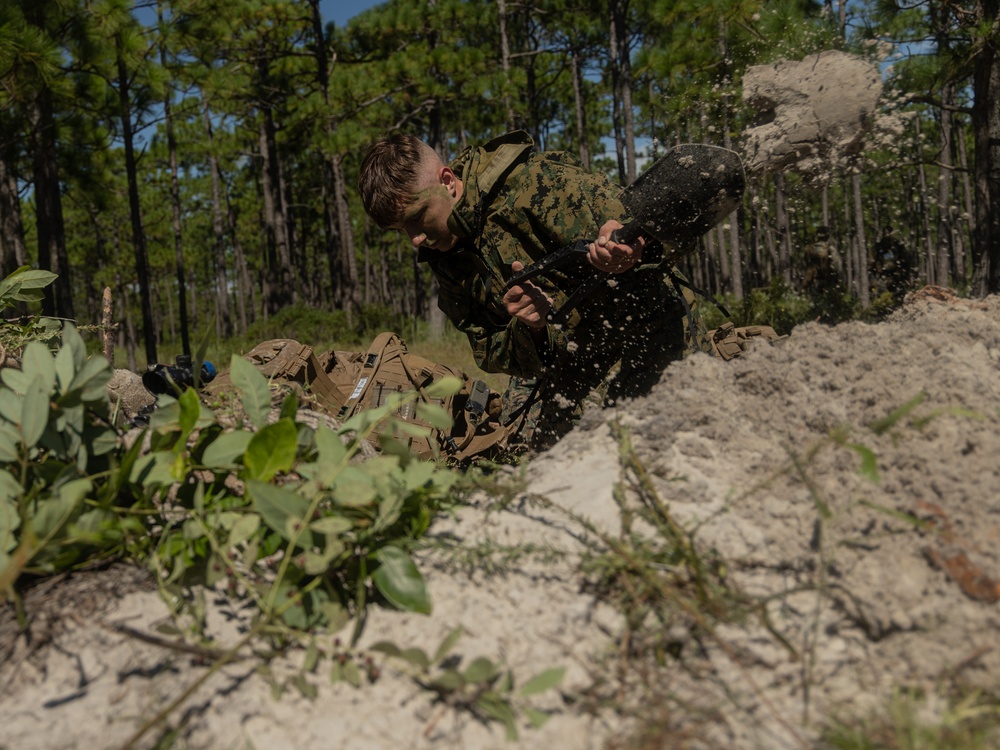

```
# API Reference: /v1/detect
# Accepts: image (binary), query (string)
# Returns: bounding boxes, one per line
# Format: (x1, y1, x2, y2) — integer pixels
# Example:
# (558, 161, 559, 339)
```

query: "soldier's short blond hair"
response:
(358, 134, 439, 228)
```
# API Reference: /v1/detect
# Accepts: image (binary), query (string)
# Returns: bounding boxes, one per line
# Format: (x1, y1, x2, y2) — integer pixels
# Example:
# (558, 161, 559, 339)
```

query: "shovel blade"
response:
(622, 144, 745, 248)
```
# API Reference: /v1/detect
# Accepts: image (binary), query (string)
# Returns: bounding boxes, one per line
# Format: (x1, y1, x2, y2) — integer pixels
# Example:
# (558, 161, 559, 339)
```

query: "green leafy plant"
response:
(0, 324, 127, 608)
(0, 266, 62, 355)
(370, 626, 565, 740)
(128, 353, 461, 640)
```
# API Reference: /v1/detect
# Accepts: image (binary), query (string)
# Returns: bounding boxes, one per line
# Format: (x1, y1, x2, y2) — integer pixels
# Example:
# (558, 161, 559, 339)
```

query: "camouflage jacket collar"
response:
(446, 131, 534, 241)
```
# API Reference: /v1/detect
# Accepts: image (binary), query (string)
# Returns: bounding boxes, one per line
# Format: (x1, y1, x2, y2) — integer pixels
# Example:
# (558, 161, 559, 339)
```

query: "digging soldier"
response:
(358, 131, 703, 450)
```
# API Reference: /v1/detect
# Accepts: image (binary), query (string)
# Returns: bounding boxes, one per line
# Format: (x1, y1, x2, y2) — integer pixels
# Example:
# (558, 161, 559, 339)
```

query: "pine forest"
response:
(1, 0, 998, 368)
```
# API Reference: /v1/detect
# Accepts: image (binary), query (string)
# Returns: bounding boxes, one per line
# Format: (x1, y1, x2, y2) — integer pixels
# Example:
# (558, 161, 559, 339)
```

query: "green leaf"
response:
(177, 388, 202, 438)
(292, 673, 318, 700)
(0, 469, 21, 502)
(309, 515, 352, 535)
(330, 466, 378, 507)
(0, 368, 33, 396)
(0, 426, 20, 462)
(303, 544, 343, 575)
(432, 626, 463, 664)
(329, 661, 344, 684)
(867, 393, 926, 435)
(148, 396, 180, 431)
(368, 641, 403, 658)
(400, 460, 439, 492)
(68, 356, 111, 402)
(243, 419, 298, 481)
(303, 640, 320, 673)
(247, 480, 312, 547)
(848, 443, 880, 483)
(373, 493, 402, 533)
(227, 514, 261, 548)
(202, 430, 253, 468)
(391, 647, 431, 670)
(84, 424, 119, 457)
(130, 451, 176, 488)
(518, 666, 566, 697)
(21, 342, 56, 395)
(389, 420, 432, 439)
(0, 267, 56, 306)
(429, 669, 464, 692)
(475, 693, 518, 740)
(463, 656, 499, 684)
(342, 659, 361, 687)
(229, 355, 271, 429)
(0, 495, 19, 552)
(496, 670, 513, 693)
(415, 401, 453, 431)
(319, 601, 350, 632)
(424, 376, 462, 399)
(54, 341, 76, 397)
(31, 478, 90, 540)
(371, 546, 432, 614)
(0, 391, 20, 427)
(523, 707, 552, 728)
(60, 324, 87, 371)
(315, 426, 347, 476)
(20, 379, 50, 449)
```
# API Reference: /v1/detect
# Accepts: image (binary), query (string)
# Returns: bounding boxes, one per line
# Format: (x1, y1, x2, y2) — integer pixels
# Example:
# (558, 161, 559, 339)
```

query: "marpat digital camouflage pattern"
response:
(420, 131, 692, 448)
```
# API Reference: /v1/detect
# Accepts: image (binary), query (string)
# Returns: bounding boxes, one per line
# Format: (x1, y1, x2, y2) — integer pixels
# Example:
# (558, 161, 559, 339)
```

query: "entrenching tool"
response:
(503, 143, 745, 321)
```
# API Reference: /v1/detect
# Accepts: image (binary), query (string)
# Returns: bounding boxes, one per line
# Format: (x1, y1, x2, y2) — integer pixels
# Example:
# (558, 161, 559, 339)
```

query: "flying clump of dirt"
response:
(741, 50, 884, 182)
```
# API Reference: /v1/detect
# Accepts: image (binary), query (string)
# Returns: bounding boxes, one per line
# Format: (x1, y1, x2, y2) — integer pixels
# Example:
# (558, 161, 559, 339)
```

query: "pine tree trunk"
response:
(203, 101, 232, 338)
(116, 39, 156, 365)
(0, 145, 28, 277)
(852, 173, 870, 307)
(225, 193, 251, 332)
(971, 0, 1000, 294)
(774, 173, 792, 285)
(159, 2, 191, 355)
(936, 83, 955, 287)
(333, 155, 360, 312)
(29, 90, 74, 319)
(497, 0, 516, 131)
(915, 118, 936, 283)
(956, 123, 974, 284)
(609, 0, 636, 184)
(258, 110, 295, 313)
(571, 48, 590, 170)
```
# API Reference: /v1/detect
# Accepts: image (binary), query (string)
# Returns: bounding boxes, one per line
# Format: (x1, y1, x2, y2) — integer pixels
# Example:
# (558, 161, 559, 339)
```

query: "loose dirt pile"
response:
(741, 50, 884, 181)
(2, 290, 998, 750)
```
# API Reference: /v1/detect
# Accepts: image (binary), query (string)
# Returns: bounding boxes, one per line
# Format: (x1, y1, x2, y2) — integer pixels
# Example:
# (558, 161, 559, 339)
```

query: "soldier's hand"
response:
(588, 219, 643, 273)
(504, 261, 551, 329)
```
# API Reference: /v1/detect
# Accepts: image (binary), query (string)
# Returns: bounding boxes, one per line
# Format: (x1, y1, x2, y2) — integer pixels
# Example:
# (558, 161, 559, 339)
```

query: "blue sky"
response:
(321, 0, 385, 27)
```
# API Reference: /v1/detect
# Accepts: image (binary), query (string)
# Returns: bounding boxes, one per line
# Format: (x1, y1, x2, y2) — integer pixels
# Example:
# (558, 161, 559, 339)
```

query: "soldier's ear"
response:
(439, 166, 461, 197)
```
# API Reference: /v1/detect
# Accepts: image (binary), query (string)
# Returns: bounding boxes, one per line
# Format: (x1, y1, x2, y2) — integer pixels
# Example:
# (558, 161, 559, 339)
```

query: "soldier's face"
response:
(393, 163, 462, 252)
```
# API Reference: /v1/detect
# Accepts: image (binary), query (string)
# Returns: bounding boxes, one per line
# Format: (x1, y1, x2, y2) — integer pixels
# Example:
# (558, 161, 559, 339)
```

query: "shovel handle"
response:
(607, 220, 643, 247)
(504, 221, 646, 292)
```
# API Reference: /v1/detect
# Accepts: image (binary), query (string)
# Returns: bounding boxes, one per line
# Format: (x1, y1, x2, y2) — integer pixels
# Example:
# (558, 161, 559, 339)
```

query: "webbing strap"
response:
(338, 332, 403, 420)
(307, 353, 352, 409)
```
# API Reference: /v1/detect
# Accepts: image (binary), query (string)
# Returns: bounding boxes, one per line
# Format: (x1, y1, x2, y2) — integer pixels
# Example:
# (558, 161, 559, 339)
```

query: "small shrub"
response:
(243, 304, 351, 348)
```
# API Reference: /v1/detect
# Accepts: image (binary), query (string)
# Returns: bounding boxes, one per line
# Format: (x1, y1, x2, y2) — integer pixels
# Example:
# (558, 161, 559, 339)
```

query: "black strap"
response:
(667, 270, 731, 319)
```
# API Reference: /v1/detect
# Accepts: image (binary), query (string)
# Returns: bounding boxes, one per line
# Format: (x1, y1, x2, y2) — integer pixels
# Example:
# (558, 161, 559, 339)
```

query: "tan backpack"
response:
(235, 333, 513, 461)
(706, 322, 782, 360)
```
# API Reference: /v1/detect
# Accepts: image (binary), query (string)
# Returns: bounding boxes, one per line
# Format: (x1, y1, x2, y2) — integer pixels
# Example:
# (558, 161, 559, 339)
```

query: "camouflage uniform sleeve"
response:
(431, 256, 551, 377)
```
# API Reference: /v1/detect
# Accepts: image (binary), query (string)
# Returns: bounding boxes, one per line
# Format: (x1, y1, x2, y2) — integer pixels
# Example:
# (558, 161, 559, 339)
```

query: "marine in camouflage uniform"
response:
(360, 130, 696, 450)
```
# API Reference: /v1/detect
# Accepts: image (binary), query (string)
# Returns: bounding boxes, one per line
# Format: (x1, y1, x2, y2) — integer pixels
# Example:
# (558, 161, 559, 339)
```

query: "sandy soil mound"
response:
(2, 292, 998, 750)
